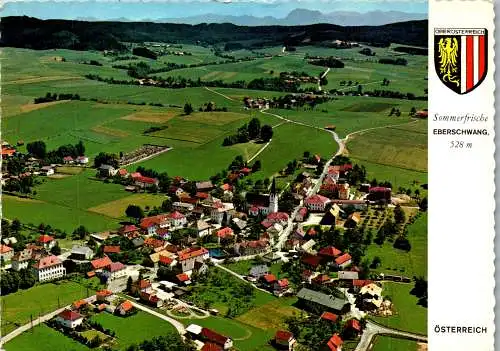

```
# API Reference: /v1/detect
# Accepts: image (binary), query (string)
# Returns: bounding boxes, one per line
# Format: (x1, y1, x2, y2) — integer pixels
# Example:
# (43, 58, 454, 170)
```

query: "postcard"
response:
(0, 0, 494, 350)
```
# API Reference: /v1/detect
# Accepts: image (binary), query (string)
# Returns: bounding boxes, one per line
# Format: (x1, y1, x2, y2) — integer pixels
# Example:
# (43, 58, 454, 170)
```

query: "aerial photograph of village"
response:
(0, 0, 428, 350)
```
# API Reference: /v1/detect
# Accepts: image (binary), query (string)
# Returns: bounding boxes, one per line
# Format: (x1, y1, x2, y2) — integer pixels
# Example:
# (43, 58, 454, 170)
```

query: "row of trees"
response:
(26, 140, 85, 161)
(34, 92, 81, 104)
(308, 56, 345, 68)
(379, 58, 408, 66)
(1, 269, 37, 296)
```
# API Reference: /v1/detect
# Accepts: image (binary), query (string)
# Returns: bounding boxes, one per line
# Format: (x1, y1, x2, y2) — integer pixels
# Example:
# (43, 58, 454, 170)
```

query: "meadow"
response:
(4, 324, 90, 351)
(1, 280, 96, 336)
(89, 311, 178, 350)
(371, 335, 420, 351)
(370, 282, 427, 335)
(364, 213, 427, 278)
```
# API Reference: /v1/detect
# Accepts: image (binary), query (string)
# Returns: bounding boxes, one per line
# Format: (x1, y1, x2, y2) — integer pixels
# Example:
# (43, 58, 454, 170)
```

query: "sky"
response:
(1, 0, 428, 20)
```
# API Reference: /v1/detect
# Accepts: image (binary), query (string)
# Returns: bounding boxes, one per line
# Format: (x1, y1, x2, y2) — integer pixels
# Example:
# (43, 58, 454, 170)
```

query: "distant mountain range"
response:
(74, 9, 426, 27)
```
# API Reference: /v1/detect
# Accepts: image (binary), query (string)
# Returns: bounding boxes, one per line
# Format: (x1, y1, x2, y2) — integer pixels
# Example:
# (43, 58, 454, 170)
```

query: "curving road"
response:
(130, 301, 186, 335)
(259, 108, 344, 250)
(355, 320, 428, 351)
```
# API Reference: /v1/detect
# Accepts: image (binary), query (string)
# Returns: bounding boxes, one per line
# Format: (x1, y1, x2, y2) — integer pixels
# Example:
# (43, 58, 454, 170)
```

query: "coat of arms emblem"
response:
(434, 28, 488, 94)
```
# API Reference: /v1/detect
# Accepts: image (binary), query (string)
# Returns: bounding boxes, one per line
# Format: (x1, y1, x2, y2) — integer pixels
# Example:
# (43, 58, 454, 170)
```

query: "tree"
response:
(94, 152, 119, 168)
(303, 151, 310, 159)
(75, 140, 85, 156)
(50, 243, 61, 255)
(161, 199, 173, 212)
(183, 103, 193, 115)
(73, 225, 89, 240)
(260, 124, 273, 142)
(11, 219, 21, 234)
(252, 160, 261, 172)
(370, 256, 381, 268)
(419, 197, 428, 211)
(393, 205, 406, 224)
(248, 118, 261, 140)
(26, 140, 47, 159)
(126, 276, 133, 293)
(125, 205, 144, 222)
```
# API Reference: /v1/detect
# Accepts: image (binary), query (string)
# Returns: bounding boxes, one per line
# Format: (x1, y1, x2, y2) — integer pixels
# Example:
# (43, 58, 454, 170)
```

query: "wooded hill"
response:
(1, 16, 428, 51)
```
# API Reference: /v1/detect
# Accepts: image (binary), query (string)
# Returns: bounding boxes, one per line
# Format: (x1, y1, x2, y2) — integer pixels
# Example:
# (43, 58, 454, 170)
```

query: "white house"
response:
(102, 262, 127, 281)
(168, 211, 187, 228)
(37, 234, 56, 250)
(140, 215, 169, 236)
(195, 220, 211, 237)
(0, 244, 14, 261)
(76, 156, 89, 164)
(304, 194, 331, 212)
(11, 249, 32, 271)
(178, 247, 209, 272)
(40, 166, 54, 176)
(56, 310, 84, 329)
(335, 253, 352, 269)
(33, 255, 66, 282)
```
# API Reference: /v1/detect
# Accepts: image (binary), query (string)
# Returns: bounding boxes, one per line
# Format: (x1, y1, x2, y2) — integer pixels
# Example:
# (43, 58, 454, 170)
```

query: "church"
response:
(247, 178, 279, 216)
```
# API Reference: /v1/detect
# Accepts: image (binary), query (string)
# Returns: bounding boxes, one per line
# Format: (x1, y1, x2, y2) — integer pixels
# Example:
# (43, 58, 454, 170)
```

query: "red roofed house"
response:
(178, 247, 209, 272)
(144, 237, 166, 250)
(140, 291, 163, 307)
(345, 319, 362, 334)
(325, 333, 343, 351)
(135, 176, 159, 189)
(63, 156, 74, 164)
(130, 172, 142, 179)
(260, 273, 277, 288)
(33, 255, 66, 282)
(353, 280, 374, 293)
(176, 273, 192, 285)
(201, 343, 223, 351)
(116, 300, 135, 316)
(301, 254, 322, 270)
(335, 253, 352, 269)
(37, 234, 56, 250)
(265, 212, 289, 226)
(55, 309, 84, 329)
(318, 246, 342, 260)
(216, 227, 234, 243)
(200, 328, 233, 349)
(103, 246, 120, 254)
(234, 239, 269, 256)
(140, 215, 169, 235)
(273, 279, 290, 296)
(91, 256, 112, 271)
(274, 330, 296, 350)
(71, 299, 88, 311)
(295, 207, 308, 222)
(321, 312, 339, 323)
(102, 262, 126, 281)
(0, 244, 14, 261)
(368, 187, 392, 201)
(304, 194, 331, 212)
(119, 224, 140, 239)
(168, 211, 187, 228)
(132, 279, 153, 295)
(96, 289, 114, 302)
(118, 169, 128, 177)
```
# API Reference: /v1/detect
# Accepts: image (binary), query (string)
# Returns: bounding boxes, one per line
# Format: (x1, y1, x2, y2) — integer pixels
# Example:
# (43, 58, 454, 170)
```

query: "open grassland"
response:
(365, 213, 427, 278)
(1, 280, 95, 336)
(4, 324, 89, 351)
(371, 282, 427, 335)
(270, 97, 426, 138)
(181, 316, 276, 351)
(87, 193, 167, 219)
(89, 311, 178, 350)
(236, 297, 300, 330)
(3, 195, 117, 233)
(347, 119, 428, 172)
(372, 335, 420, 351)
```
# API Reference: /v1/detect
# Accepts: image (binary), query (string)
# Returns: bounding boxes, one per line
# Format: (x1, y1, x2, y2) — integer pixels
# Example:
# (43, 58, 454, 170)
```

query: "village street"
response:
(354, 320, 428, 351)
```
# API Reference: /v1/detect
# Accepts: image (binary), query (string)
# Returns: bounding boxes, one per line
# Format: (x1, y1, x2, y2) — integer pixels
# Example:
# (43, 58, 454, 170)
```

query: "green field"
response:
(365, 213, 427, 278)
(371, 335, 421, 351)
(347, 120, 427, 173)
(89, 311, 178, 350)
(1, 280, 95, 336)
(371, 282, 427, 335)
(4, 324, 89, 351)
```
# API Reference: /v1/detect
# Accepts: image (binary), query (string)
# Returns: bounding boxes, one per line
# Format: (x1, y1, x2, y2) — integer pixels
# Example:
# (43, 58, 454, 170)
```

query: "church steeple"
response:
(269, 177, 278, 213)
(271, 177, 276, 195)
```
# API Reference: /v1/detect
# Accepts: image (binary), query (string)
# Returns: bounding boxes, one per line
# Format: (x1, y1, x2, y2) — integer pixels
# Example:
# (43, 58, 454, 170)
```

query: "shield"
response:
(434, 28, 488, 94)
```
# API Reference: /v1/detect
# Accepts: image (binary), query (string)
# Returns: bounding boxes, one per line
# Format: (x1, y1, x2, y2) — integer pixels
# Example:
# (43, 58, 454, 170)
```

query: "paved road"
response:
(355, 320, 428, 351)
(259, 108, 344, 250)
(0, 296, 96, 346)
(130, 301, 186, 335)
(204, 86, 235, 101)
